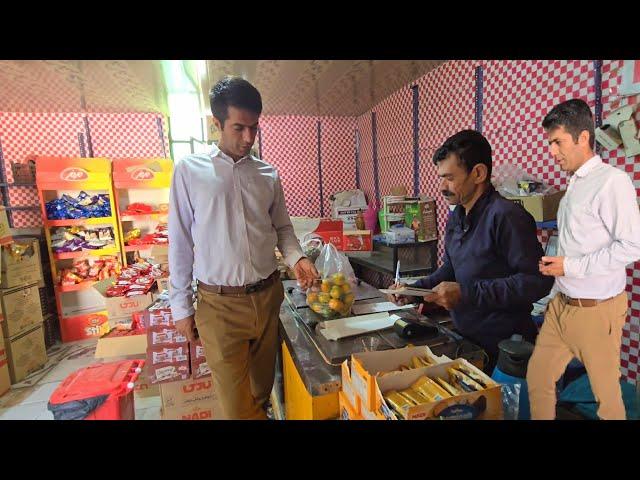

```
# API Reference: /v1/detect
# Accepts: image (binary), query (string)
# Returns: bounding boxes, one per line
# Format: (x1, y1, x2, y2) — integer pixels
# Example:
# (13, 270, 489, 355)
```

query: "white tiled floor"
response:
(0, 339, 161, 420)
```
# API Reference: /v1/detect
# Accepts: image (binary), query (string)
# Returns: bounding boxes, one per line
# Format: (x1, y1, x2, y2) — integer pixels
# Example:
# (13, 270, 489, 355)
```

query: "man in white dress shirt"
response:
(169, 77, 319, 419)
(528, 98, 640, 419)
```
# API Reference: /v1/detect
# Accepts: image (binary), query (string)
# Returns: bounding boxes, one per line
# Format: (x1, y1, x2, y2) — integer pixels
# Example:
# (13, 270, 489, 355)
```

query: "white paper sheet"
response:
(319, 313, 400, 341)
(351, 302, 416, 315)
(379, 286, 435, 297)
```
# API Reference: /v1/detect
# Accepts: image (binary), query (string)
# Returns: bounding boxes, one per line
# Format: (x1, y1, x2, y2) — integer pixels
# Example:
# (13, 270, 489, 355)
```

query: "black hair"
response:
(542, 98, 595, 149)
(432, 129, 492, 180)
(209, 76, 262, 126)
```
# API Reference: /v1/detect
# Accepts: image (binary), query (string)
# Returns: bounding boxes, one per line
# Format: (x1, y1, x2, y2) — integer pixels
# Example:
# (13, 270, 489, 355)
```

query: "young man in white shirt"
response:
(528, 98, 640, 420)
(169, 77, 318, 419)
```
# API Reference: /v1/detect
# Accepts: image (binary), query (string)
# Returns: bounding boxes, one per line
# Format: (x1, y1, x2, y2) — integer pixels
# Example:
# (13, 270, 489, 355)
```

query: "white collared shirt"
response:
(557, 155, 640, 299)
(168, 145, 304, 320)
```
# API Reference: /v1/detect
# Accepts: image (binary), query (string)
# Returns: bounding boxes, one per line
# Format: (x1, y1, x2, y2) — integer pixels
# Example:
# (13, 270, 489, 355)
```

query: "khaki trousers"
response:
(195, 279, 284, 420)
(527, 291, 628, 420)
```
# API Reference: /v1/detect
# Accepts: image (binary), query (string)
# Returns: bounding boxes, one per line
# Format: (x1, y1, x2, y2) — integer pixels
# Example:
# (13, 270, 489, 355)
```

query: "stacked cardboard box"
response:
(1, 237, 43, 289)
(0, 328, 10, 396)
(0, 235, 47, 385)
(146, 308, 190, 384)
(159, 376, 222, 420)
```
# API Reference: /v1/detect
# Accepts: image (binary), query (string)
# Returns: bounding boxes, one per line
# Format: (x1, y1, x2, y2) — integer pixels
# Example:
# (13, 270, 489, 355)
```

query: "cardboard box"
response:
(148, 362, 191, 385)
(0, 360, 10, 396)
(60, 312, 110, 343)
(334, 206, 367, 230)
(133, 363, 160, 398)
(190, 340, 211, 379)
(375, 358, 503, 420)
(0, 334, 10, 396)
(341, 361, 361, 415)
(360, 403, 387, 420)
(147, 326, 188, 347)
(419, 199, 438, 242)
(293, 218, 344, 250)
(1, 237, 42, 289)
(161, 397, 221, 420)
(4, 322, 47, 383)
(156, 277, 169, 293)
(0, 206, 12, 246)
(159, 376, 215, 409)
(148, 245, 169, 264)
(350, 346, 451, 412)
(0, 283, 43, 338)
(342, 230, 372, 252)
(92, 277, 155, 320)
(504, 190, 565, 222)
(145, 308, 174, 329)
(339, 391, 362, 420)
(147, 341, 191, 385)
(95, 330, 147, 358)
(108, 315, 133, 329)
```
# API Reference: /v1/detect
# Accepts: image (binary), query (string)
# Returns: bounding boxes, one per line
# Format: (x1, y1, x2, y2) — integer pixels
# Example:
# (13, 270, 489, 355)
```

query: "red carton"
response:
(145, 308, 174, 328)
(147, 344, 191, 384)
(147, 326, 188, 347)
(148, 363, 190, 384)
(343, 230, 372, 252)
(312, 219, 344, 250)
(190, 340, 211, 379)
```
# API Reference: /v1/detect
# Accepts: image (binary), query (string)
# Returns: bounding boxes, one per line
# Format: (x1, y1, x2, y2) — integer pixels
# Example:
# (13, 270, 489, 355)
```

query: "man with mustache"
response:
(388, 130, 554, 372)
(169, 76, 319, 419)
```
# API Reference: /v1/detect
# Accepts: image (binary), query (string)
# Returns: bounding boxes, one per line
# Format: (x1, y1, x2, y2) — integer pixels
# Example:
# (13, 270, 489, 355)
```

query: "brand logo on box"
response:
(182, 380, 212, 393)
(182, 410, 212, 420)
(131, 167, 155, 181)
(119, 300, 140, 309)
(60, 167, 89, 181)
(88, 316, 104, 326)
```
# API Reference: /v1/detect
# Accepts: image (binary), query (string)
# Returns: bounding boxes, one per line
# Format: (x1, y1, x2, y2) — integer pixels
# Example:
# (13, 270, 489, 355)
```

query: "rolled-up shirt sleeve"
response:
(168, 159, 196, 320)
(270, 170, 304, 268)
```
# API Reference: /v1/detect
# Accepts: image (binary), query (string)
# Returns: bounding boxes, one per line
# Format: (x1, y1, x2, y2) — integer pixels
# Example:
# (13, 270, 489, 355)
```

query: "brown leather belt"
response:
(198, 270, 279, 295)
(559, 292, 618, 308)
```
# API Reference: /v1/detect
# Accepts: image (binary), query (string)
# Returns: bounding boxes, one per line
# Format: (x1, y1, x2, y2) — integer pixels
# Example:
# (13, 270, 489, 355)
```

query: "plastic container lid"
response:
(49, 360, 144, 405)
(496, 334, 535, 379)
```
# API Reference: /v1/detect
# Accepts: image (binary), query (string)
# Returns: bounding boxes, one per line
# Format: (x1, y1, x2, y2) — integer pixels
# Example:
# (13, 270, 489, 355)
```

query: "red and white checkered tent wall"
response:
(86, 112, 168, 159)
(417, 60, 478, 262)
(600, 60, 640, 383)
(356, 112, 375, 206)
(259, 115, 358, 218)
(0, 112, 85, 227)
(0, 111, 170, 228)
(318, 116, 357, 216)
(259, 116, 321, 217)
(373, 86, 415, 198)
(482, 60, 595, 249)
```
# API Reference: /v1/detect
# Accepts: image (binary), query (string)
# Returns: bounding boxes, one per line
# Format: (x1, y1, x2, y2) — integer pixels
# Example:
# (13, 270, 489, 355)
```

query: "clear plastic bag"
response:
(306, 243, 356, 318)
(492, 163, 558, 197)
(300, 233, 324, 265)
(500, 383, 521, 420)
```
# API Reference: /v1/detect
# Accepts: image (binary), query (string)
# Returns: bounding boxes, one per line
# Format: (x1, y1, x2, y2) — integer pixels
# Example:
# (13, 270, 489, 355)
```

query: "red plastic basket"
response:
(49, 360, 145, 420)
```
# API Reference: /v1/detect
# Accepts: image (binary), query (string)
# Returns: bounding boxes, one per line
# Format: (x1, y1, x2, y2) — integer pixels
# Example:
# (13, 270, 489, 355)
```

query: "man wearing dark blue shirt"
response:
(389, 130, 554, 372)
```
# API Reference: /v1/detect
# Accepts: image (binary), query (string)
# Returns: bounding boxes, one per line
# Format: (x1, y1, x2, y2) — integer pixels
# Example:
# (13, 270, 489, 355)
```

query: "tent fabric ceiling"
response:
(0, 60, 445, 117)
(203, 60, 446, 116)
(0, 60, 168, 114)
